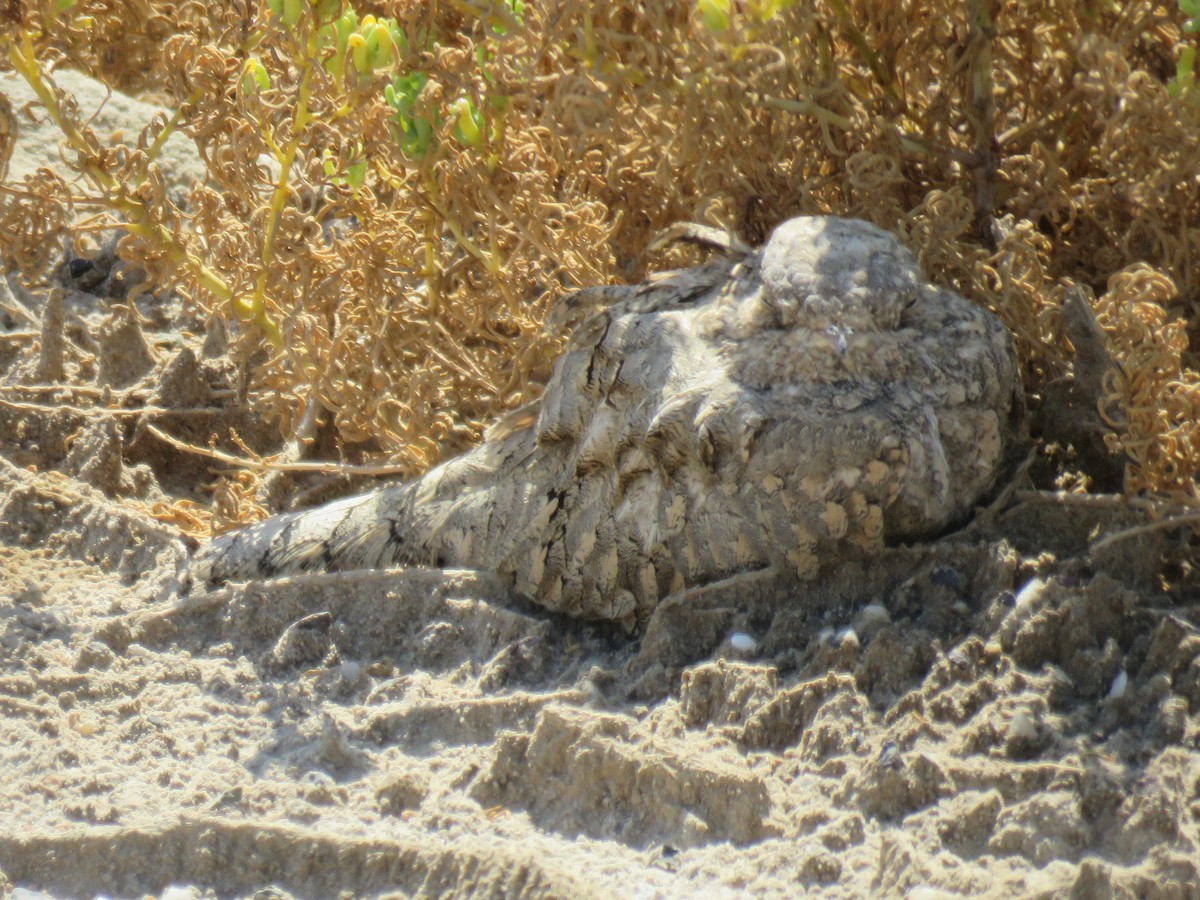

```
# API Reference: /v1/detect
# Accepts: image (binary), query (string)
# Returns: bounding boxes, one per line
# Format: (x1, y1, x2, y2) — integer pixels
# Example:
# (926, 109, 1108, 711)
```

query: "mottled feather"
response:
(189, 217, 1022, 623)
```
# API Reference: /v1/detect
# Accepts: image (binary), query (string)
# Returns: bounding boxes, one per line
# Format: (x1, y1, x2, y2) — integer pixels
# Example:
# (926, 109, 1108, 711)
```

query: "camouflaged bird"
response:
(188, 216, 1023, 623)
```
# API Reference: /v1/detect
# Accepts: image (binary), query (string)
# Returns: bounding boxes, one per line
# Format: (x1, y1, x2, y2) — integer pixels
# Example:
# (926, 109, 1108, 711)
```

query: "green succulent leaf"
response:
(698, 0, 731, 32)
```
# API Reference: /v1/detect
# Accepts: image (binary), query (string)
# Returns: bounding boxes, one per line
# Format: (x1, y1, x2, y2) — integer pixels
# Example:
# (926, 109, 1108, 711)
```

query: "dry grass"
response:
(1, 0, 1198, 504)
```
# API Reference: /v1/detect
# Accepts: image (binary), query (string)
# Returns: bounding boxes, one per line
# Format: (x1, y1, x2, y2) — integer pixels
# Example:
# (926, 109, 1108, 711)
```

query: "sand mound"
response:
(2, 446, 1199, 897)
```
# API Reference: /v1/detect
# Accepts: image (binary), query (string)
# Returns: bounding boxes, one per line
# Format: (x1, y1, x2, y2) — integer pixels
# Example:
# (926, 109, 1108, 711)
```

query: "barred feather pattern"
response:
(189, 217, 1023, 622)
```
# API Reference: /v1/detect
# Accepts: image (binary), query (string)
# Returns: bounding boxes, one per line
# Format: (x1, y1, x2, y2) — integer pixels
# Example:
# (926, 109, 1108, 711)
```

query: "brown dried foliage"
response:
(1, 0, 1199, 502)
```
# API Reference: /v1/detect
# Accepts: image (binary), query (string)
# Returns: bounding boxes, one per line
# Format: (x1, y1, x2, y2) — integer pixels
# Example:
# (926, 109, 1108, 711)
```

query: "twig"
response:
(0, 397, 227, 418)
(759, 95, 853, 130)
(252, 393, 324, 505)
(824, 0, 901, 102)
(1, 383, 234, 400)
(146, 423, 414, 476)
(978, 447, 1035, 518)
(965, 0, 1000, 247)
(1089, 511, 1200, 555)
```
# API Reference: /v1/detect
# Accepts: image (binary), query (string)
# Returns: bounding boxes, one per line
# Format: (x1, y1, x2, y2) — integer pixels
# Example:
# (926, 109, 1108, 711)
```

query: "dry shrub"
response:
(1096, 265, 1200, 501)
(1, 0, 1198, 502)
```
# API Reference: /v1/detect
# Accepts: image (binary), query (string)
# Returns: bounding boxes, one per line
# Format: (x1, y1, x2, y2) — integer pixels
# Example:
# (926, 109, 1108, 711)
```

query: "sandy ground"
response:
(2, 72, 1200, 900)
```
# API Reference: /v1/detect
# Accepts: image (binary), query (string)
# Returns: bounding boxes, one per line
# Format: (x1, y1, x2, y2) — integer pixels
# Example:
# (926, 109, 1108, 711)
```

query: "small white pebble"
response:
(1107, 669, 1128, 700)
(1013, 577, 1048, 609)
(729, 632, 758, 655)
(340, 661, 361, 683)
(837, 628, 859, 649)
(1008, 710, 1037, 741)
(856, 603, 890, 627)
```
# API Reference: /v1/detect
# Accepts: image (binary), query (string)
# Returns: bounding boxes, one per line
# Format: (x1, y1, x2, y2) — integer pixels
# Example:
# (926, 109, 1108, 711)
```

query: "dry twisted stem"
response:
(1095, 265, 1200, 502)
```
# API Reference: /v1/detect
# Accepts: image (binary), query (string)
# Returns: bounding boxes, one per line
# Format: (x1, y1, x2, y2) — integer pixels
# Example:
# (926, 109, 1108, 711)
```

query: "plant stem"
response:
(249, 18, 322, 340)
(966, 0, 1000, 247)
(3, 33, 242, 317)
